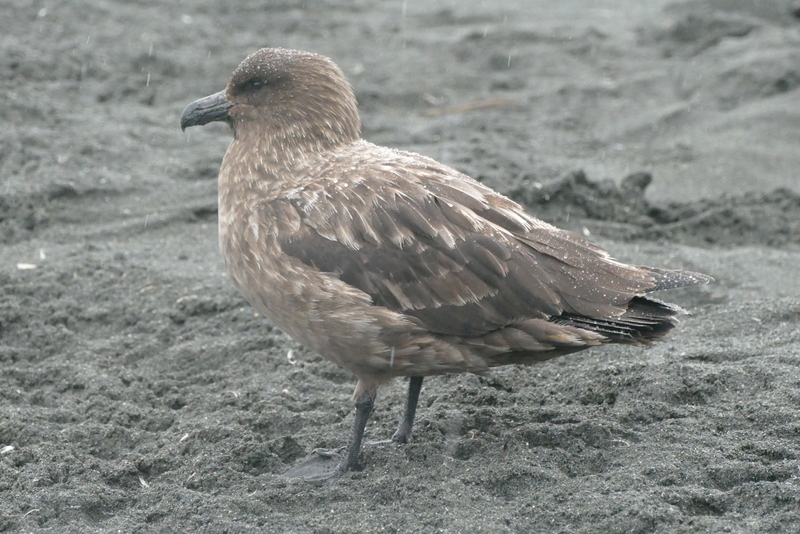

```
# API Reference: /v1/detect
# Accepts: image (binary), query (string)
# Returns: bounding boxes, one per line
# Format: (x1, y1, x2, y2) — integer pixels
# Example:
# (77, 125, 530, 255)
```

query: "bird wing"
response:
(267, 145, 692, 338)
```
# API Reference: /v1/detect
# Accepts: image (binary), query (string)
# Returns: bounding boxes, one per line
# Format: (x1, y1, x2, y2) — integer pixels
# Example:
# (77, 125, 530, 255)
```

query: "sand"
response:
(1, 0, 799, 532)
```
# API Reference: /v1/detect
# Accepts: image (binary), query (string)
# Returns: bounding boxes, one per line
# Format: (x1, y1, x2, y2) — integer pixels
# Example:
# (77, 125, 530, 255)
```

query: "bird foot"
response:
(281, 447, 346, 482)
(391, 429, 412, 444)
(364, 438, 394, 447)
(364, 433, 412, 448)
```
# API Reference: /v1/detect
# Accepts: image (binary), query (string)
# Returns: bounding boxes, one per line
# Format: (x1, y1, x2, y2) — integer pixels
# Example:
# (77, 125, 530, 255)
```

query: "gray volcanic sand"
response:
(2, 0, 800, 532)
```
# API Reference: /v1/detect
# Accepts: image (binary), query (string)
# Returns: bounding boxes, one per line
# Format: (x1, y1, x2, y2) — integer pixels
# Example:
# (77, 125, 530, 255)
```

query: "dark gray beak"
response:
(180, 90, 235, 131)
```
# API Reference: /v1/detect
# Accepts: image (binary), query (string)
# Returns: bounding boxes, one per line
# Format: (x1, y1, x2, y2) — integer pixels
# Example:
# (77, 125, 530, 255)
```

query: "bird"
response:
(180, 47, 711, 481)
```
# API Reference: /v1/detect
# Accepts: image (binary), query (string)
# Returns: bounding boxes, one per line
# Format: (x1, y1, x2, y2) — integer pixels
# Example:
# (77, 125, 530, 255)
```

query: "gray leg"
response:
(282, 390, 375, 481)
(335, 390, 374, 475)
(392, 376, 423, 444)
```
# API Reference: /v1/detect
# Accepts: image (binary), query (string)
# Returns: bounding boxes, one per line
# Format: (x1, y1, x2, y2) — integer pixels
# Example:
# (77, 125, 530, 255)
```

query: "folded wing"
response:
(270, 146, 710, 349)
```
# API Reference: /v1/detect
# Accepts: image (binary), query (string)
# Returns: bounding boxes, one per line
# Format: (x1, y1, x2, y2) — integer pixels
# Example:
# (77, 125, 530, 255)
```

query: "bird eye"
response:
(249, 80, 265, 89)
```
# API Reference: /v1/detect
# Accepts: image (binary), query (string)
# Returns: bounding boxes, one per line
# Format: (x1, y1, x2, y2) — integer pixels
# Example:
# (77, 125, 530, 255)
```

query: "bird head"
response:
(181, 48, 361, 151)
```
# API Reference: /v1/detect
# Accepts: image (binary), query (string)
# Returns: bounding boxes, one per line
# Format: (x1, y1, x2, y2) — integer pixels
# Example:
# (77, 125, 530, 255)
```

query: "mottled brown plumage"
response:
(180, 48, 711, 480)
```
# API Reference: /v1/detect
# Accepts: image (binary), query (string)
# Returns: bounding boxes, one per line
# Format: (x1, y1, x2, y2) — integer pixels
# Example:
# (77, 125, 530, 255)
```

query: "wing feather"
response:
(271, 144, 706, 345)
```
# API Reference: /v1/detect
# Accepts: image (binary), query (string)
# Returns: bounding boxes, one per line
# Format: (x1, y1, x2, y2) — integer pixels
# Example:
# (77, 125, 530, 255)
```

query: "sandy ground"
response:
(2, 0, 800, 532)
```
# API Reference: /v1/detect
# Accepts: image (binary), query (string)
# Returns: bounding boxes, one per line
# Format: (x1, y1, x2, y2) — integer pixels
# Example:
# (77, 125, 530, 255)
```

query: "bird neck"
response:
(218, 127, 354, 199)
(237, 124, 351, 162)
(230, 89, 362, 158)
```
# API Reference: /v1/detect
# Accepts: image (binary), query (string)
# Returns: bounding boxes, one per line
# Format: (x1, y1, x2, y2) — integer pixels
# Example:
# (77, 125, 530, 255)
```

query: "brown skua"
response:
(180, 48, 711, 481)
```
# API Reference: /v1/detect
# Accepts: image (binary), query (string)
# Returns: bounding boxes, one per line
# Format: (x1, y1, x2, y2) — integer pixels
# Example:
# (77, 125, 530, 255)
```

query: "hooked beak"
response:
(180, 90, 235, 131)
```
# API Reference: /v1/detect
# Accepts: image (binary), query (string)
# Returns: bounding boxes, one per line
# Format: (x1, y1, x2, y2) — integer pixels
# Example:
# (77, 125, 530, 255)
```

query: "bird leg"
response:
(334, 390, 374, 475)
(282, 374, 423, 481)
(282, 390, 374, 481)
(392, 376, 423, 444)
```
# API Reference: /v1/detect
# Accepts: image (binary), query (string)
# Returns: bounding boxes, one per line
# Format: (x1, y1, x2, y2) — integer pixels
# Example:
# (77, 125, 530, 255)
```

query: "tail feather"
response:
(644, 268, 713, 292)
(551, 296, 686, 344)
